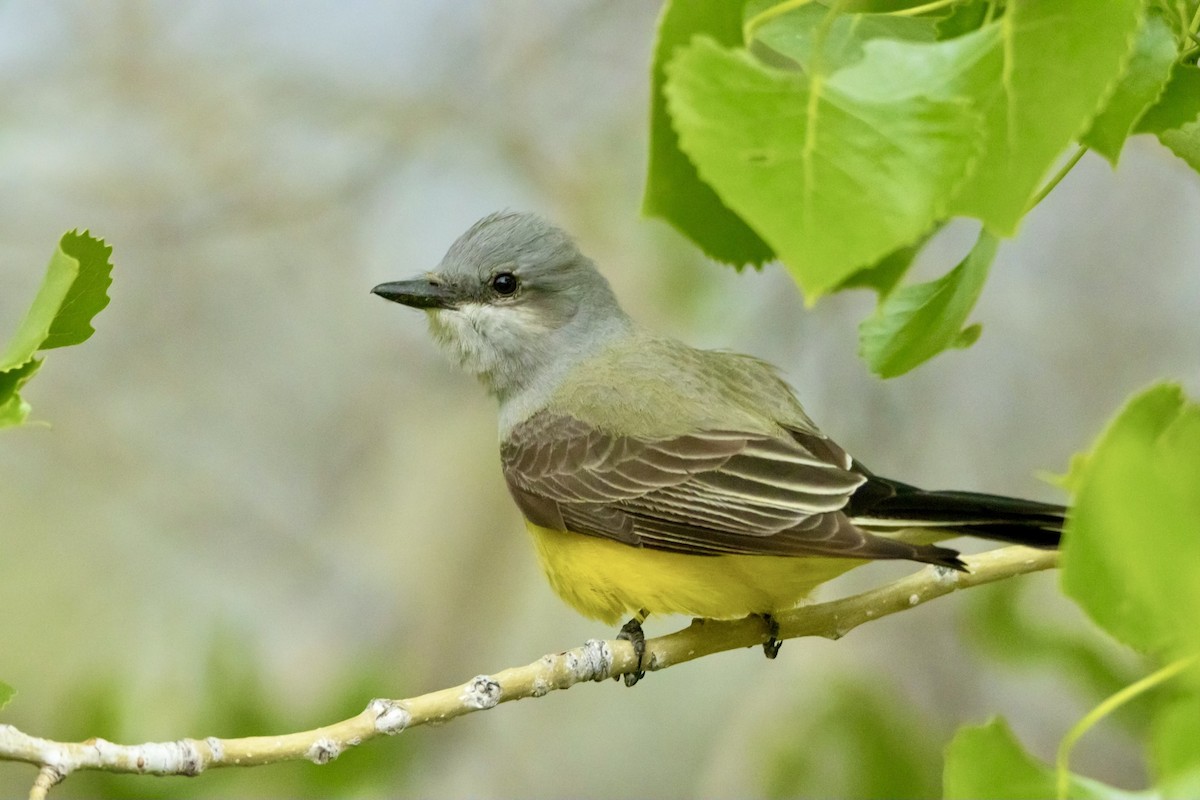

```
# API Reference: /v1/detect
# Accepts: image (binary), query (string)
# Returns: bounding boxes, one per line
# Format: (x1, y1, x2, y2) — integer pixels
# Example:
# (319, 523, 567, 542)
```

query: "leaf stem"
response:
(1026, 146, 1087, 212)
(891, 0, 960, 17)
(1055, 655, 1198, 800)
(743, 0, 962, 42)
(809, 0, 851, 76)
(743, 0, 820, 45)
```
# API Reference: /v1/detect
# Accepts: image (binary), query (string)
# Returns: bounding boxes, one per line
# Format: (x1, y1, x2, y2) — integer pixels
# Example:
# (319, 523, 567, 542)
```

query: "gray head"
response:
(373, 212, 632, 400)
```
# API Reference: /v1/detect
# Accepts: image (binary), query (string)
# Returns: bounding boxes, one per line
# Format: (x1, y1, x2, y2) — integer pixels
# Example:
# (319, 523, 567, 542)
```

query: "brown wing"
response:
(501, 412, 964, 565)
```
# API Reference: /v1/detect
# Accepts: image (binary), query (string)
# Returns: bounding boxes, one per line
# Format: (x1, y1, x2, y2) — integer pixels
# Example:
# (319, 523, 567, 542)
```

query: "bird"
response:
(372, 211, 1064, 684)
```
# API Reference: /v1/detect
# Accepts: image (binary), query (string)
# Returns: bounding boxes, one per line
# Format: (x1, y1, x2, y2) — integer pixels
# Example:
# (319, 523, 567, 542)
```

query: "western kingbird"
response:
(373, 211, 1062, 682)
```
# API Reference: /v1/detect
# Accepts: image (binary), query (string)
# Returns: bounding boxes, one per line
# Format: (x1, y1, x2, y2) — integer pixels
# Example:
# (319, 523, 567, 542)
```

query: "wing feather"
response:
(504, 412, 875, 554)
(504, 417, 964, 566)
(502, 412, 965, 566)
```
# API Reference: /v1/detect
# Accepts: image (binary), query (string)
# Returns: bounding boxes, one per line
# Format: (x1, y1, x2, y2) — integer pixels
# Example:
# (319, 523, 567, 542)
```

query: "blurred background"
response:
(1, 1, 1198, 797)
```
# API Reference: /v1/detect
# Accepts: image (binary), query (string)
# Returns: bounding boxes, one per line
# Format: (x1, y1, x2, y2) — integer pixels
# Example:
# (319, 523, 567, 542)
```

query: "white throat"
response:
(425, 301, 633, 435)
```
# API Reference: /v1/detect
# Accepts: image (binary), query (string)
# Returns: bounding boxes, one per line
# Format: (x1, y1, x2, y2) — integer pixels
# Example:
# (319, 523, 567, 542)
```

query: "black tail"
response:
(846, 463, 1064, 549)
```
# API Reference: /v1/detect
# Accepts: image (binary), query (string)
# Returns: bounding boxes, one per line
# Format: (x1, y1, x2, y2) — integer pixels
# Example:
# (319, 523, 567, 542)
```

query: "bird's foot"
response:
(761, 614, 782, 659)
(616, 610, 648, 687)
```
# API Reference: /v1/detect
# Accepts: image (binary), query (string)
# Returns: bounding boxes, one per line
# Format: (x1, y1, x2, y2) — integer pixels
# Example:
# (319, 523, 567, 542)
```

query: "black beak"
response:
(371, 277, 459, 310)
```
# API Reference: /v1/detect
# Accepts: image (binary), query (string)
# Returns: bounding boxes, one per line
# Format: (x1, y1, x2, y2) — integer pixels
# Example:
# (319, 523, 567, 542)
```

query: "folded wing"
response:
(501, 412, 965, 567)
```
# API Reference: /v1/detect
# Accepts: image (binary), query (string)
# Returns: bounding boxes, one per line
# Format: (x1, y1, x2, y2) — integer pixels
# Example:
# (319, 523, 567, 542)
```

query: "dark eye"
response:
(491, 272, 518, 296)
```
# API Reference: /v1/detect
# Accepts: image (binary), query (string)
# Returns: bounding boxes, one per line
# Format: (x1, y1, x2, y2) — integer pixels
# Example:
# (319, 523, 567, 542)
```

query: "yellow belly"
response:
(526, 523, 865, 626)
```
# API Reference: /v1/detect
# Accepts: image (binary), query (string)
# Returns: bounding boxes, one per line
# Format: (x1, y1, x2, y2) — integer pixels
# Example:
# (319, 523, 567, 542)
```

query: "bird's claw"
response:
(762, 614, 782, 659)
(616, 615, 647, 686)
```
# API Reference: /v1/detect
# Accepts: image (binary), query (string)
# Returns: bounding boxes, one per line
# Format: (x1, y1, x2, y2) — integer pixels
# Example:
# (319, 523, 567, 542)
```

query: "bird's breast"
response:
(524, 522, 862, 626)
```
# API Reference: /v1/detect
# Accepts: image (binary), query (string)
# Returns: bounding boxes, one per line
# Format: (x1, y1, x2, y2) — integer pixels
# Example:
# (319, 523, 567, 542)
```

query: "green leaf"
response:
(665, 34, 983, 297)
(944, 718, 1144, 800)
(835, 0, 950, 11)
(858, 229, 996, 378)
(1155, 694, 1200, 799)
(0, 681, 14, 712)
(752, 2, 936, 73)
(1045, 450, 1091, 493)
(944, 719, 1055, 799)
(1136, 66, 1200, 134)
(1157, 122, 1200, 172)
(0, 230, 112, 428)
(1061, 383, 1200, 659)
(935, 0, 989, 40)
(1082, 12, 1178, 165)
(0, 358, 43, 430)
(1, 230, 113, 368)
(1136, 65, 1200, 171)
(835, 232, 932, 297)
(643, 0, 773, 266)
(42, 231, 115, 350)
(947, 0, 1143, 233)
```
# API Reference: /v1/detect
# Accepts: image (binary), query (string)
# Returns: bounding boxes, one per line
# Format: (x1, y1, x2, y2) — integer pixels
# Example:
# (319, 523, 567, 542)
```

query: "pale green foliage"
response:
(944, 719, 1150, 800)
(1137, 65, 1200, 170)
(1153, 697, 1200, 797)
(1158, 121, 1200, 169)
(644, 0, 773, 265)
(0, 360, 42, 430)
(665, 33, 982, 298)
(834, 232, 932, 296)
(943, 0, 1141, 231)
(1082, 12, 1178, 164)
(0, 231, 113, 429)
(0, 231, 113, 731)
(945, 383, 1200, 799)
(1137, 66, 1200, 134)
(646, 0, 1199, 376)
(752, 2, 937, 72)
(1063, 384, 1200, 662)
(858, 230, 994, 378)
(646, 2, 1200, 795)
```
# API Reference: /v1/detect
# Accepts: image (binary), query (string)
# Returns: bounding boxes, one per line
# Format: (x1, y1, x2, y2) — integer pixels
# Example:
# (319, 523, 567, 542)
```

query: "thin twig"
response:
(27, 765, 64, 800)
(1027, 146, 1088, 212)
(0, 545, 1058, 796)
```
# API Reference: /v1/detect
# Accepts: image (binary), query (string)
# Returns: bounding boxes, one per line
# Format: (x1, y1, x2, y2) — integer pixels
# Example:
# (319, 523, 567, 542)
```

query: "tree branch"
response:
(0, 545, 1057, 797)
